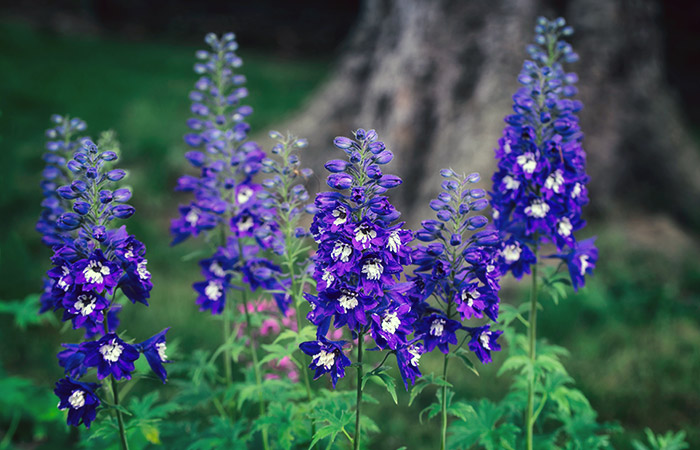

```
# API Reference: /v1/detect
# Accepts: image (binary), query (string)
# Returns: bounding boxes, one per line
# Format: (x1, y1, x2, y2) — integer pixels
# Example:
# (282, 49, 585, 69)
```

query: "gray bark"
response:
(282, 0, 700, 229)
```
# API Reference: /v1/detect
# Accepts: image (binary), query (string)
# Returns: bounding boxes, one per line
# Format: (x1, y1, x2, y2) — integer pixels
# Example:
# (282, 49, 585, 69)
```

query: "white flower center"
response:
(461, 289, 479, 307)
(124, 246, 135, 259)
(525, 199, 549, 218)
(237, 215, 254, 232)
(205, 280, 223, 301)
(58, 265, 71, 291)
(185, 209, 199, 226)
(321, 269, 335, 287)
(558, 217, 573, 237)
(338, 292, 359, 312)
(387, 230, 402, 253)
(480, 332, 491, 350)
(579, 255, 590, 276)
(100, 339, 124, 363)
(503, 140, 512, 154)
(544, 169, 564, 193)
(381, 312, 401, 334)
(156, 342, 168, 361)
(313, 350, 336, 370)
(83, 260, 110, 285)
(210, 261, 225, 277)
(503, 175, 520, 190)
(354, 224, 376, 247)
(137, 260, 150, 280)
(331, 242, 353, 262)
(332, 207, 347, 226)
(503, 243, 522, 263)
(68, 390, 85, 409)
(408, 345, 421, 367)
(430, 318, 445, 337)
(571, 183, 582, 199)
(237, 187, 254, 204)
(74, 294, 96, 316)
(516, 153, 537, 174)
(362, 259, 383, 280)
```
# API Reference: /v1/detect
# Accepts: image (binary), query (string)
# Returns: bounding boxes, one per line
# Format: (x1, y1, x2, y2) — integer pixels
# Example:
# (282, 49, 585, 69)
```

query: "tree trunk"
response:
(282, 0, 700, 230)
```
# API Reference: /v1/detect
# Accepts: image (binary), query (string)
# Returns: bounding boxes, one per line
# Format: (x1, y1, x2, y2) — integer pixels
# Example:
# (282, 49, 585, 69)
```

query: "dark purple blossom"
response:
(54, 378, 100, 428)
(136, 328, 171, 383)
(81, 334, 140, 380)
(395, 341, 424, 389)
(299, 337, 351, 388)
(467, 326, 503, 364)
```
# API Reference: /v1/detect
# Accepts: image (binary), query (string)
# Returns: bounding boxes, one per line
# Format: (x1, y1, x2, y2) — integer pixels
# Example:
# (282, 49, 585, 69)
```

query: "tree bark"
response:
(283, 0, 700, 230)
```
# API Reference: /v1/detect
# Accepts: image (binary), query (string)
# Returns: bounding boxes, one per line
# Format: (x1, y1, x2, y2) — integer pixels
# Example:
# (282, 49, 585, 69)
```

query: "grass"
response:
(1, 18, 700, 450)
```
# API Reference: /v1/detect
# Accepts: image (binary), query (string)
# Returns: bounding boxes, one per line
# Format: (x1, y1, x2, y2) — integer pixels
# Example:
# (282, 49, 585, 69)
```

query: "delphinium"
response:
(41, 139, 169, 449)
(170, 32, 285, 450)
(489, 17, 600, 450)
(300, 129, 414, 449)
(409, 169, 502, 450)
(257, 132, 316, 394)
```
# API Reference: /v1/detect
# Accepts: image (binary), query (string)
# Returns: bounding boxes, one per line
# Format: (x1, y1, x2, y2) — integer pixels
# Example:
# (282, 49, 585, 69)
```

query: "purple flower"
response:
(136, 328, 171, 383)
(414, 314, 461, 354)
(61, 288, 109, 331)
(81, 334, 140, 380)
(57, 344, 87, 379)
(558, 237, 598, 291)
(395, 341, 424, 389)
(194, 276, 228, 314)
(54, 378, 100, 428)
(299, 337, 351, 388)
(468, 326, 503, 364)
(73, 250, 122, 294)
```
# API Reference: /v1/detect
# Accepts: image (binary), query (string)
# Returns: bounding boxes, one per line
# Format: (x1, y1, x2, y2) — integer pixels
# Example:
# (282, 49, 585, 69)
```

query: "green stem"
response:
(440, 353, 450, 450)
(111, 376, 130, 450)
(526, 250, 539, 450)
(241, 290, 270, 450)
(353, 333, 364, 450)
(223, 302, 233, 388)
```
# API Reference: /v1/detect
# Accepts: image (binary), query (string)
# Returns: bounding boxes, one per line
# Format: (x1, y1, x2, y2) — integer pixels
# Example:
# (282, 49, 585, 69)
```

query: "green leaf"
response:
(453, 349, 479, 377)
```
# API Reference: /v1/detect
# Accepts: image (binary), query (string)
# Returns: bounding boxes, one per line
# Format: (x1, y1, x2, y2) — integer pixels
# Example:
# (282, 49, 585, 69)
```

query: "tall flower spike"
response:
(42, 139, 169, 429)
(490, 17, 596, 287)
(409, 170, 503, 364)
(171, 32, 283, 315)
(301, 128, 414, 385)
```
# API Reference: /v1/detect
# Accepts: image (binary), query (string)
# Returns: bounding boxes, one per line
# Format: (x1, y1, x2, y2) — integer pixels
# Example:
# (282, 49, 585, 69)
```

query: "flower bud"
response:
(57, 212, 82, 230)
(111, 204, 135, 219)
(107, 169, 126, 182)
(326, 173, 352, 190)
(73, 201, 90, 215)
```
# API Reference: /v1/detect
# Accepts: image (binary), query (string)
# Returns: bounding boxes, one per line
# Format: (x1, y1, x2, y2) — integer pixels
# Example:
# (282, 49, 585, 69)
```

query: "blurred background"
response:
(1, 0, 699, 448)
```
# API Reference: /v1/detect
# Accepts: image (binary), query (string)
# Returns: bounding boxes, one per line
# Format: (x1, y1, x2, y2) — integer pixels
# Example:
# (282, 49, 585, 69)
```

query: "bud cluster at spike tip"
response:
(490, 17, 597, 289)
(408, 169, 503, 368)
(37, 115, 88, 248)
(171, 32, 288, 314)
(38, 137, 170, 428)
(300, 129, 418, 388)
